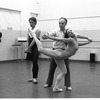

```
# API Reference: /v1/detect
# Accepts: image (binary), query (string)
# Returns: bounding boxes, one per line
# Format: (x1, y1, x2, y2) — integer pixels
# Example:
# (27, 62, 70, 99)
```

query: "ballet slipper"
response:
(53, 87, 63, 92)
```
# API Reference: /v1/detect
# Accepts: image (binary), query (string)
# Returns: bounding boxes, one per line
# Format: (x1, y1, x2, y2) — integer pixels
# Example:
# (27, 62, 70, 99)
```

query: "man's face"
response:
(29, 20, 36, 29)
(59, 19, 67, 30)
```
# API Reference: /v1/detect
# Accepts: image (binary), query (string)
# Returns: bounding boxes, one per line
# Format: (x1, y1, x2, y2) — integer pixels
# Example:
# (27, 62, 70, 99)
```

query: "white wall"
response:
(0, 0, 39, 30)
(38, 0, 100, 19)
(0, 0, 39, 61)
(37, 0, 100, 62)
(38, 0, 100, 30)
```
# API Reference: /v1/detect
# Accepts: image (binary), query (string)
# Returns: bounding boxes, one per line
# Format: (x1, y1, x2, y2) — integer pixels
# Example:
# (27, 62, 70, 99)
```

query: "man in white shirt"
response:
(43, 17, 92, 90)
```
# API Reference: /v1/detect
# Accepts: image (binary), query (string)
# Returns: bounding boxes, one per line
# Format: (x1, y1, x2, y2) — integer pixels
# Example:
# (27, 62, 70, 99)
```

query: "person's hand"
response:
(42, 32, 49, 39)
(24, 48, 31, 53)
(88, 38, 93, 43)
(42, 35, 49, 39)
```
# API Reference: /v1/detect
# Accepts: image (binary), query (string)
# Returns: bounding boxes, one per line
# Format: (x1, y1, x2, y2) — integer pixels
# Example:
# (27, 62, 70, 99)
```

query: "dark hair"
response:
(0, 32, 2, 38)
(59, 17, 68, 24)
(29, 17, 37, 24)
(64, 29, 69, 38)
(64, 29, 69, 45)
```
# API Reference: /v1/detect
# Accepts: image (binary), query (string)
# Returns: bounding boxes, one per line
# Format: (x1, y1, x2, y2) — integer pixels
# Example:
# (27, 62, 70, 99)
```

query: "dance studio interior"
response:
(0, 0, 100, 98)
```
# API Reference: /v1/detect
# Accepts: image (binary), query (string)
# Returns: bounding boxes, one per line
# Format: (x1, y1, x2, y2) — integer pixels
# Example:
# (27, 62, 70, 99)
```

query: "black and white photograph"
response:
(0, 0, 100, 98)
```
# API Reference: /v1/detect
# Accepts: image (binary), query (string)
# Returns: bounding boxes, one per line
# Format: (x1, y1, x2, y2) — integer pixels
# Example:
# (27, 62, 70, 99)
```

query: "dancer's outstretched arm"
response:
(45, 34, 72, 43)
(78, 40, 92, 46)
(46, 33, 92, 46)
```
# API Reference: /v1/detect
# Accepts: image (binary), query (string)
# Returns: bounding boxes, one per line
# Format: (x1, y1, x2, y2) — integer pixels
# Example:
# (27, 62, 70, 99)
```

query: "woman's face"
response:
(67, 30, 75, 38)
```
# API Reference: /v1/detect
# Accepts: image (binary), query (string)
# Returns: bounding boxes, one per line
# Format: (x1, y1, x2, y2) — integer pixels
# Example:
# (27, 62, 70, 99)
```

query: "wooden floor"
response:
(0, 59, 100, 98)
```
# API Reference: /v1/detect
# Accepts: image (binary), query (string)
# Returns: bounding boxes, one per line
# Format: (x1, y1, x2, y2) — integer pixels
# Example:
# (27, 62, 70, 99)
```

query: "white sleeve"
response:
(31, 27, 38, 35)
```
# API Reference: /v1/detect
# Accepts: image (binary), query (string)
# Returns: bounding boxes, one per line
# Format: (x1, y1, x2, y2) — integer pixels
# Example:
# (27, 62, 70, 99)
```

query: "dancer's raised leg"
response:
(33, 33, 65, 59)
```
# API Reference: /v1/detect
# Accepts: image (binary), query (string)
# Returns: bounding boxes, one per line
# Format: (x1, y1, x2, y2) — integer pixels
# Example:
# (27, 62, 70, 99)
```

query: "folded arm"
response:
(25, 28, 40, 53)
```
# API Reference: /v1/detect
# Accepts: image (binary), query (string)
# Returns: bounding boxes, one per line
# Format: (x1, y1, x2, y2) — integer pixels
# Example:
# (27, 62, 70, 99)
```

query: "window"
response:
(0, 7, 21, 30)
(30, 12, 38, 18)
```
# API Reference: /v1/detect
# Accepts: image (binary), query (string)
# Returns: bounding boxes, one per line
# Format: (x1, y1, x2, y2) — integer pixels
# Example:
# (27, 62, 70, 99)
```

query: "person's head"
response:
(67, 29, 75, 38)
(0, 32, 2, 38)
(29, 17, 37, 29)
(0, 32, 2, 42)
(59, 17, 67, 30)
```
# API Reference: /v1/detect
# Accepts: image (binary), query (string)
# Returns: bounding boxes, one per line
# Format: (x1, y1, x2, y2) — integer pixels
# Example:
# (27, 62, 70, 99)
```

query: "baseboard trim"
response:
(0, 58, 100, 63)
